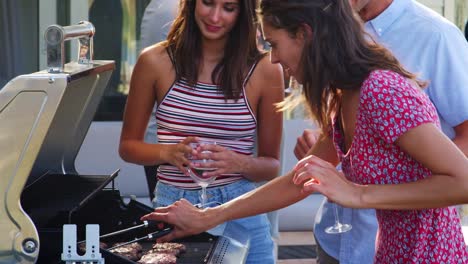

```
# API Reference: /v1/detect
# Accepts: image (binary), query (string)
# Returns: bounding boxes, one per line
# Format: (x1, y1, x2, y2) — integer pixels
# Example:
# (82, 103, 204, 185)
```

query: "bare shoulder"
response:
(134, 42, 175, 89)
(254, 53, 283, 80)
(249, 53, 284, 93)
(138, 42, 172, 70)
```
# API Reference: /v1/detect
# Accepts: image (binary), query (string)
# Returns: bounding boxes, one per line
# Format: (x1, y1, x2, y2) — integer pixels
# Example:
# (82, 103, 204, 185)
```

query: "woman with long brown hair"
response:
(119, 0, 284, 262)
(141, 0, 468, 262)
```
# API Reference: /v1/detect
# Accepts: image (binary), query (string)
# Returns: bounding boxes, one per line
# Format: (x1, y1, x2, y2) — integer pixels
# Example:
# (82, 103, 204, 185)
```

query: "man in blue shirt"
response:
(294, 0, 468, 263)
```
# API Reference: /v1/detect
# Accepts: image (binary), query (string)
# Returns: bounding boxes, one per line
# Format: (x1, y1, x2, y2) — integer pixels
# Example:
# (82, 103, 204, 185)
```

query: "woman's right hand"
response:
(140, 199, 219, 242)
(293, 155, 361, 208)
(161, 136, 199, 174)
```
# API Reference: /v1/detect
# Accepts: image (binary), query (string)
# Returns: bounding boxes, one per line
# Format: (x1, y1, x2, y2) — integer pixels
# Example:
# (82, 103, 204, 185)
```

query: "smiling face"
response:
(194, 0, 241, 41)
(261, 20, 306, 83)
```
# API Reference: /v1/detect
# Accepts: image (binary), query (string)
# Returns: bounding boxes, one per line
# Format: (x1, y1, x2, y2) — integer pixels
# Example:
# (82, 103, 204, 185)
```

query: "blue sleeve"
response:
(425, 25, 468, 128)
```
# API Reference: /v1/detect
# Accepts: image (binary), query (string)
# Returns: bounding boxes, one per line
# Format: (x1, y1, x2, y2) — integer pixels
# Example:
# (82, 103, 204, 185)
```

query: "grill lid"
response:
(0, 51, 114, 264)
(29, 61, 115, 181)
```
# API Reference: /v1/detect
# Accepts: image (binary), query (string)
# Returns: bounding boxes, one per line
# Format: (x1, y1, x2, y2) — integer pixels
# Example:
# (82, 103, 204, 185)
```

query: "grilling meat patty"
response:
(109, 242, 143, 261)
(151, 242, 186, 256)
(138, 252, 177, 264)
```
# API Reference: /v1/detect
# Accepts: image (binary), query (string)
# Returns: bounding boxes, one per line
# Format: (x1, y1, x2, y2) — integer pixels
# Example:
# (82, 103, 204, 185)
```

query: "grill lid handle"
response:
(45, 21, 95, 73)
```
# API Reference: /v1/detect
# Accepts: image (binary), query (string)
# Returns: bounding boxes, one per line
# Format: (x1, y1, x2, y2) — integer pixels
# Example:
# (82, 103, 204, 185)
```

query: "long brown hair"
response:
(259, 0, 425, 128)
(165, 0, 262, 99)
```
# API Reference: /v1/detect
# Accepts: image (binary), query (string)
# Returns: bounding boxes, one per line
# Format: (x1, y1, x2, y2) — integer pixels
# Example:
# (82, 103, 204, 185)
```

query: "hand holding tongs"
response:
(77, 220, 171, 244)
(76, 201, 220, 247)
(104, 202, 221, 251)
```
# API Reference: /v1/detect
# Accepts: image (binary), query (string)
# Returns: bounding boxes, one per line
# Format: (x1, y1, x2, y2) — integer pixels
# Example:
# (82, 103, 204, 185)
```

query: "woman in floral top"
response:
(141, 0, 468, 262)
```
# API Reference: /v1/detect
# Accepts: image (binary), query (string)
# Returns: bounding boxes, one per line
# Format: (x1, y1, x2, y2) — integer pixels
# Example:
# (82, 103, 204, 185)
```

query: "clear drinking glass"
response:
(325, 200, 352, 234)
(187, 141, 217, 208)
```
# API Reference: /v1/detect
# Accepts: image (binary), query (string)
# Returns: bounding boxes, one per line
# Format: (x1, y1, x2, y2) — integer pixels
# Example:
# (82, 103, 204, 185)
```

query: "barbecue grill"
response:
(0, 21, 249, 264)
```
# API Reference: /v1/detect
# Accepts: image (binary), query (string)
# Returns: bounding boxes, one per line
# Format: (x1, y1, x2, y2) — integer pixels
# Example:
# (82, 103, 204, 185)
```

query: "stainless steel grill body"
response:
(0, 61, 114, 264)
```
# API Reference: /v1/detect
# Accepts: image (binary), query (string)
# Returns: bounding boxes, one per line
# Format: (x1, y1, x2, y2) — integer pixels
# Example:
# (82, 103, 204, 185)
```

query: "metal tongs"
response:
(77, 220, 172, 247)
(98, 220, 167, 240)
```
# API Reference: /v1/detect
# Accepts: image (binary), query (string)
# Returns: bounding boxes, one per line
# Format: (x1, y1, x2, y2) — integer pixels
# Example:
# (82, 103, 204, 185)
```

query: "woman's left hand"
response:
(192, 144, 247, 178)
(292, 155, 362, 208)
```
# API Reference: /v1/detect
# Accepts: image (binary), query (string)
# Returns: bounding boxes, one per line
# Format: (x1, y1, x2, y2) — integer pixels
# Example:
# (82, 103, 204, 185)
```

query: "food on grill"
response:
(151, 242, 186, 256)
(78, 242, 108, 253)
(136, 242, 186, 263)
(138, 252, 177, 264)
(109, 242, 143, 261)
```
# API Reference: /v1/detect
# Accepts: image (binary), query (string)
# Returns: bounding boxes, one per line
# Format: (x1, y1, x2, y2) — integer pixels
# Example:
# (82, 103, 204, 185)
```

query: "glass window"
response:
(87, 0, 151, 121)
(0, 0, 38, 88)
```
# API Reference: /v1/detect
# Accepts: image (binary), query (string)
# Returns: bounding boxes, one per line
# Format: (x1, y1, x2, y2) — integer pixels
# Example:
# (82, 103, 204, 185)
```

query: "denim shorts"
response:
(153, 179, 275, 264)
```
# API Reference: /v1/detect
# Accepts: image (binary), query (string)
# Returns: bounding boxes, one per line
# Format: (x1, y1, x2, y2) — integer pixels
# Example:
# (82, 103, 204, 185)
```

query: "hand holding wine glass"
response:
(161, 136, 199, 174)
(293, 156, 352, 234)
(187, 141, 218, 208)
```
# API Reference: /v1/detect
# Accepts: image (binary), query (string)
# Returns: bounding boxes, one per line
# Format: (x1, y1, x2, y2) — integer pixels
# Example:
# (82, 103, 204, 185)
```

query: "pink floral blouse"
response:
(332, 70, 468, 263)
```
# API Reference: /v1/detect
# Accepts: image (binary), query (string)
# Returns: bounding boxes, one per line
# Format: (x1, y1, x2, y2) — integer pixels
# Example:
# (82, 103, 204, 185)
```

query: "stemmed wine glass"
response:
(325, 200, 352, 234)
(325, 168, 352, 234)
(187, 141, 218, 208)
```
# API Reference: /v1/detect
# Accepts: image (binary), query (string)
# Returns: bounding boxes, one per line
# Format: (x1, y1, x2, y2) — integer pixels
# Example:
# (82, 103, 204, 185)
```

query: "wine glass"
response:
(324, 166, 352, 234)
(325, 202, 352, 234)
(187, 141, 218, 208)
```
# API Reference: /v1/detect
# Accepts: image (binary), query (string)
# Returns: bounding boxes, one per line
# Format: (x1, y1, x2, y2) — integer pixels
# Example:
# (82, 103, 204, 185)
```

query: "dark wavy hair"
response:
(259, 0, 424, 128)
(165, 0, 262, 99)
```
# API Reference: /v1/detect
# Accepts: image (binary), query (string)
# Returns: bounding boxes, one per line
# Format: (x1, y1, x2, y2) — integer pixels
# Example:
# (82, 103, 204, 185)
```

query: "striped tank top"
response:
(155, 62, 259, 189)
